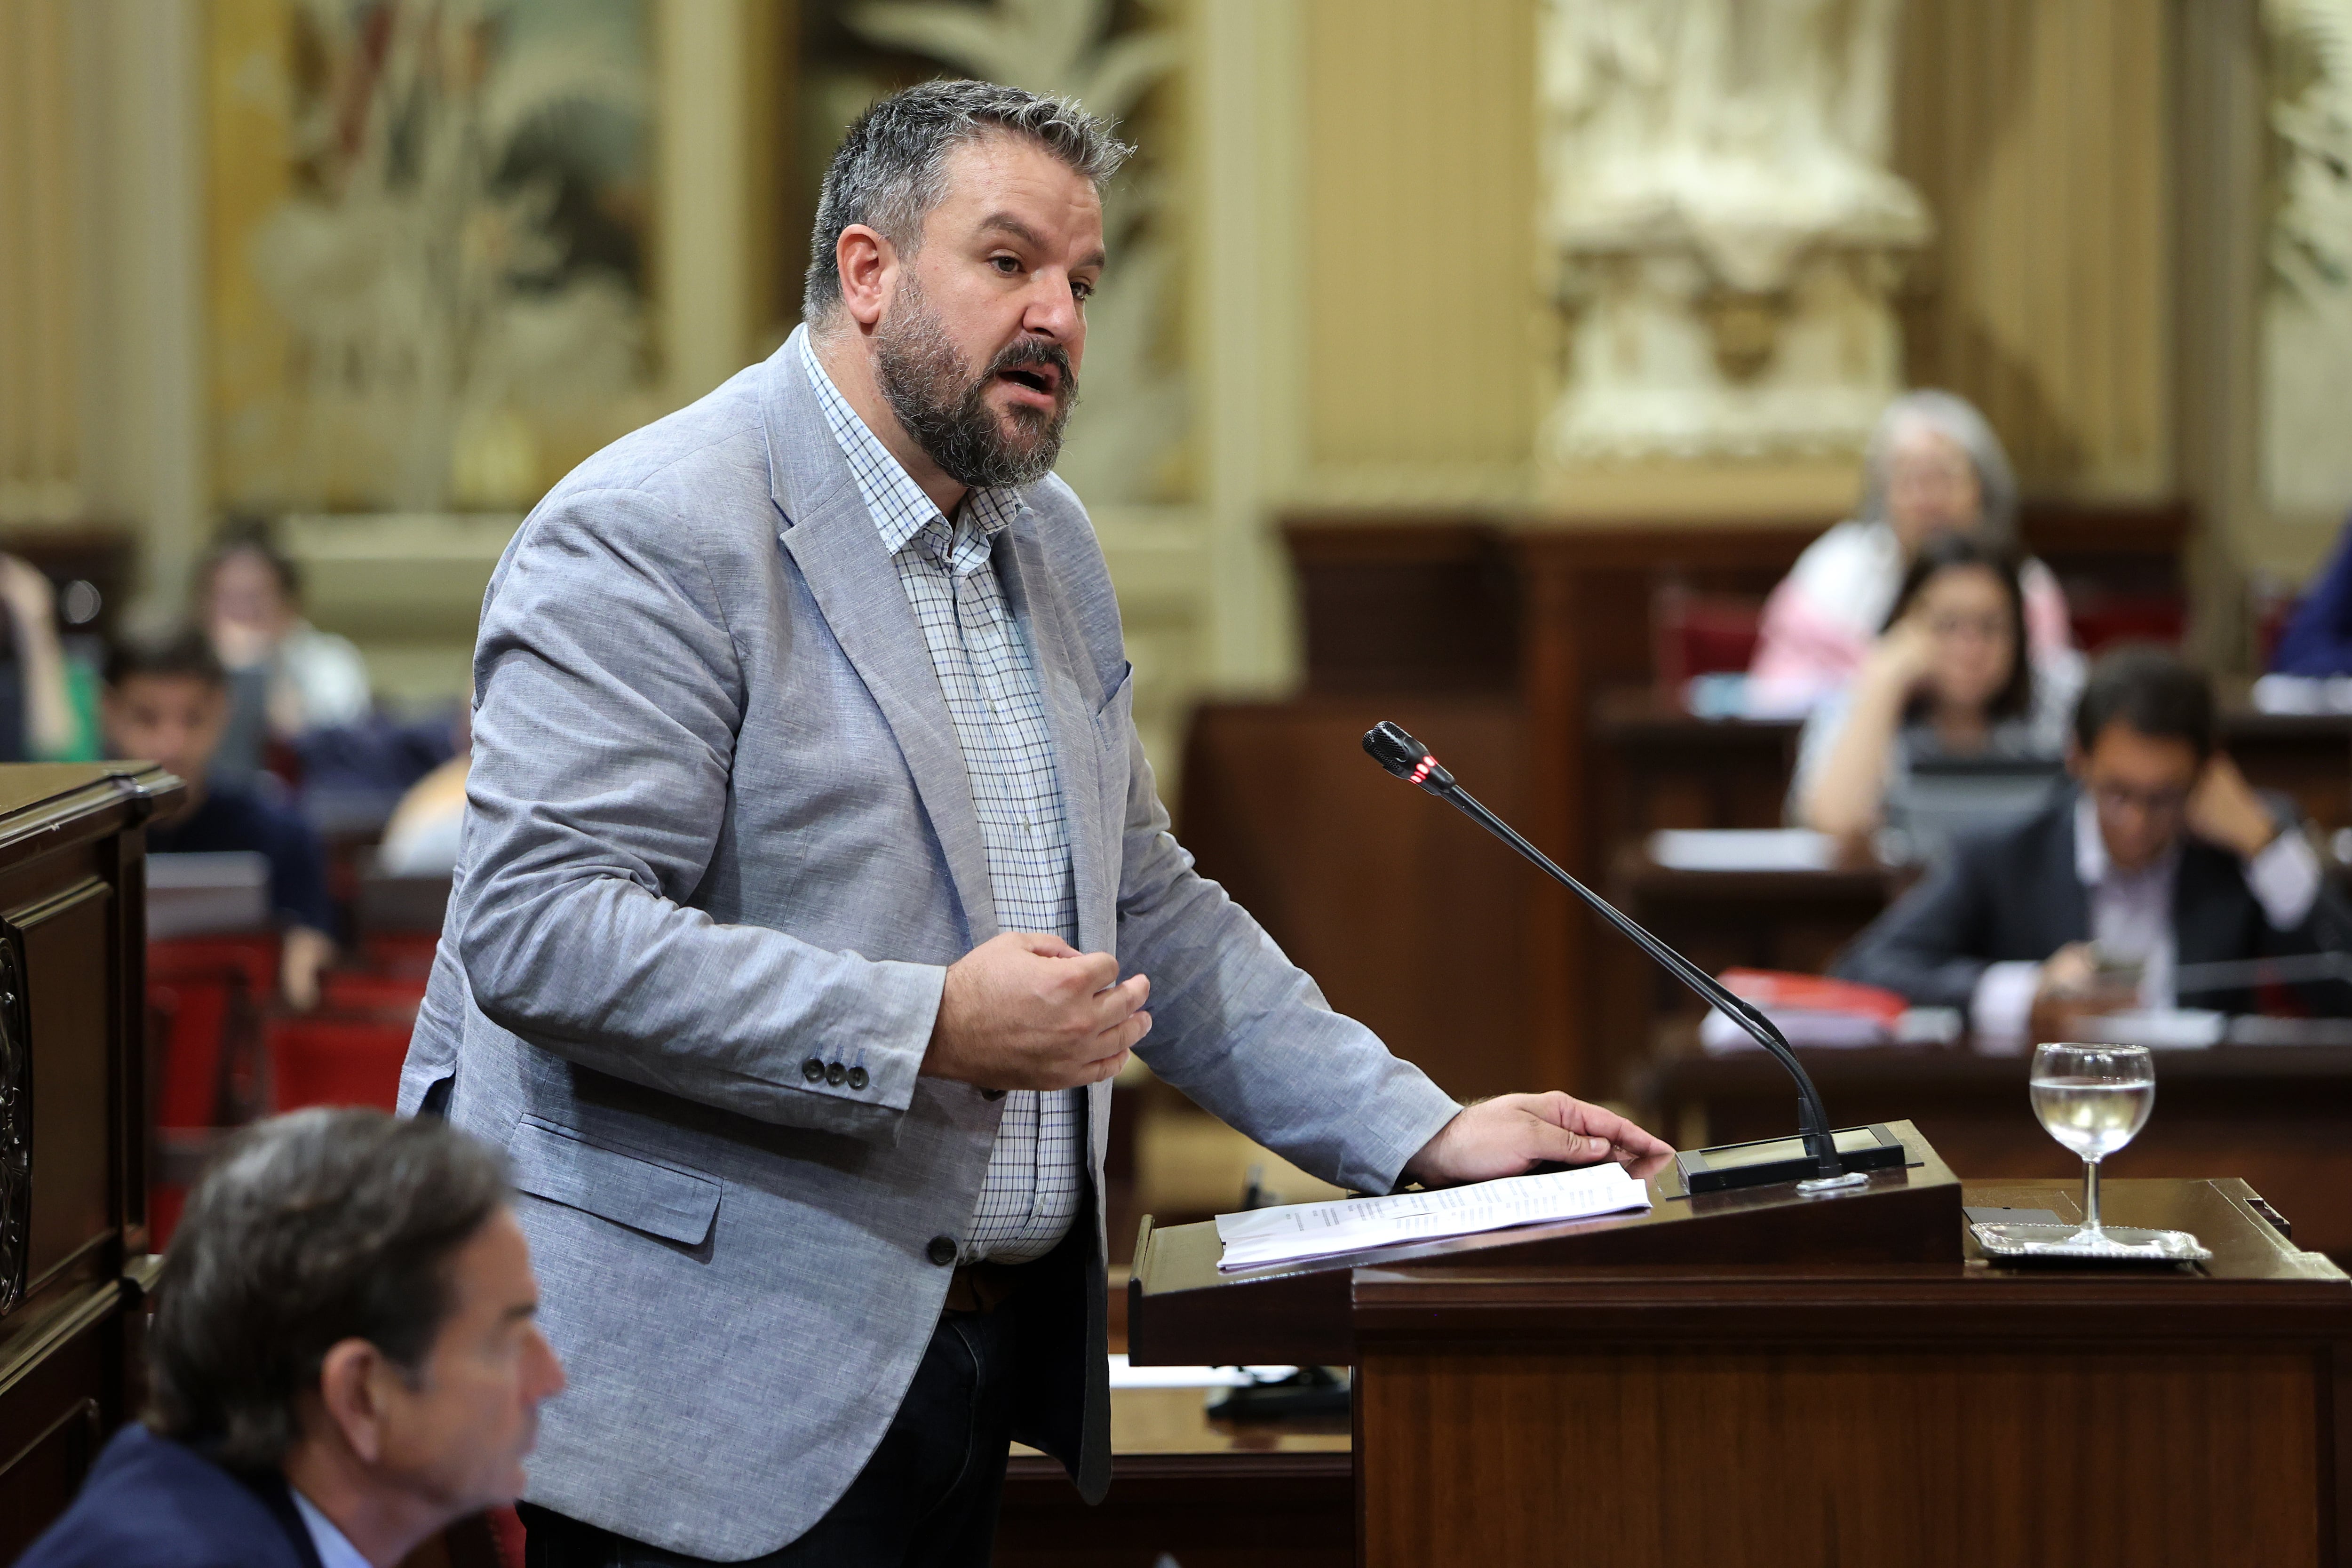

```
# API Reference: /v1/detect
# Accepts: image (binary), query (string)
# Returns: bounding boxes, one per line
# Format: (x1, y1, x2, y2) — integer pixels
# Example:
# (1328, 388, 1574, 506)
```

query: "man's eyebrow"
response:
(977, 212, 1105, 272)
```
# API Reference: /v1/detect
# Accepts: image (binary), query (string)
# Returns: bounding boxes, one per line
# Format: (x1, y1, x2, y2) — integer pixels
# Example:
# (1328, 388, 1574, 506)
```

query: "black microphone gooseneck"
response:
(1363, 719, 1847, 1182)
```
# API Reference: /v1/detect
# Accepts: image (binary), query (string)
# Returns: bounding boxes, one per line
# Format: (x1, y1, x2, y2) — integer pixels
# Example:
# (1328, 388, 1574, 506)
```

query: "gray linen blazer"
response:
(398, 330, 1462, 1558)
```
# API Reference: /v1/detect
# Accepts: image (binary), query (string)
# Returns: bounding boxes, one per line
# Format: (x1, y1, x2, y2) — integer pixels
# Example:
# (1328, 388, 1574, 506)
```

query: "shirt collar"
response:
(2073, 787, 2180, 889)
(794, 326, 1024, 557)
(289, 1487, 373, 1568)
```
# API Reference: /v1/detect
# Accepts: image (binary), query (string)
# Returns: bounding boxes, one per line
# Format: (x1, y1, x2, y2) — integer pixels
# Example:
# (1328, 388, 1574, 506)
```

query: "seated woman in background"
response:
(1792, 534, 2082, 843)
(199, 524, 371, 780)
(1748, 389, 2073, 713)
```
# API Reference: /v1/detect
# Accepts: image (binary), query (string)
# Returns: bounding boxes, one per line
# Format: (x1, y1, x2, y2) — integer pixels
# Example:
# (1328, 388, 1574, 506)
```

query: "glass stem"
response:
(2081, 1157, 2103, 1238)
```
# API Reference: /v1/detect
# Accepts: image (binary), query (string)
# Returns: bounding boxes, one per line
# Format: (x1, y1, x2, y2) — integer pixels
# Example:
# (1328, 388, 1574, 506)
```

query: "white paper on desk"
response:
(1649, 829, 1838, 873)
(1213, 1162, 1651, 1273)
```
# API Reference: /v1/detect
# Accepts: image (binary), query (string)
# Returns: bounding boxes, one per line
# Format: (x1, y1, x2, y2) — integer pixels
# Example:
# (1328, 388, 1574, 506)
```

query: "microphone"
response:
(1364, 719, 1871, 1190)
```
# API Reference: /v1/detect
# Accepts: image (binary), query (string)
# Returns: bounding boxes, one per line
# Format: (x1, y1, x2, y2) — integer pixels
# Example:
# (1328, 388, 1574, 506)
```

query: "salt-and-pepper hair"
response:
(803, 80, 1133, 325)
(1856, 389, 2020, 547)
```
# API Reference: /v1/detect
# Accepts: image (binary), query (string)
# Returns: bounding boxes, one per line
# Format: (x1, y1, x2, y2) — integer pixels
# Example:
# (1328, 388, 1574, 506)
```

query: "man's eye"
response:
(992, 255, 1020, 274)
(1072, 279, 1095, 302)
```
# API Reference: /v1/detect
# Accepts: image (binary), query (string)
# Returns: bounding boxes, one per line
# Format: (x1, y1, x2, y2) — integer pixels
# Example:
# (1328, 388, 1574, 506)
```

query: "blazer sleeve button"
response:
(926, 1235, 958, 1266)
(846, 1066, 869, 1090)
(801, 1057, 825, 1083)
(826, 1062, 847, 1087)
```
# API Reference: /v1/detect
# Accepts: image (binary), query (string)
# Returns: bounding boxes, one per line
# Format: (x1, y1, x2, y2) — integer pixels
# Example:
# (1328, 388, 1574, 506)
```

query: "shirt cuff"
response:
(2246, 828, 2323, 930)
(1970, 960, 2042, 1049)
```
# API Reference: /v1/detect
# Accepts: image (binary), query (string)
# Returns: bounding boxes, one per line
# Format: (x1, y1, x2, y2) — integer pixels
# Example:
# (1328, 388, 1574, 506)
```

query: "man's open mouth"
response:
(998, 364, 1060, 397)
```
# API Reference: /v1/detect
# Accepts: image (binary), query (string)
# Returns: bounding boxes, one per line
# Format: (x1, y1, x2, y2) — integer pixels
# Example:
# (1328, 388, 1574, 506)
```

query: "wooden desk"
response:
(1644, 1031, 2352, 1264)
(1357, 1177, 2346, 1567)
(1594, 683, 2352, 839)
(1129, 1128, 2352, 1567)
(1596, 843, 1905, 1091)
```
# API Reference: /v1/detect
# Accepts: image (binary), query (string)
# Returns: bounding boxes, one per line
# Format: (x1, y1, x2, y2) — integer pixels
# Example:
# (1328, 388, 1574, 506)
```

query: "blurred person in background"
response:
(1792, 533, 2081, 841)
(1834, 647, 2352, 1043)
(201, 524, 372, 780)
(0, 552, 99, 762)
(17, 1108, 564, 1568)
(2269, 510, 2352, 677)
(1748, 390, 2074, 713)
(105, 631, 338, 1009)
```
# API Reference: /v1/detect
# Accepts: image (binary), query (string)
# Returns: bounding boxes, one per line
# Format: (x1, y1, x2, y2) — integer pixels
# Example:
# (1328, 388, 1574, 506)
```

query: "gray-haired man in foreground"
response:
(401, 78, 1671, 1565)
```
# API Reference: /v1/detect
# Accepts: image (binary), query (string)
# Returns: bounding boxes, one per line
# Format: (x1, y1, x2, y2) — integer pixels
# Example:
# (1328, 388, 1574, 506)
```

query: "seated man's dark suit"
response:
(1833, 788, 2352, 1017)
(15, 1423, 324, 1568)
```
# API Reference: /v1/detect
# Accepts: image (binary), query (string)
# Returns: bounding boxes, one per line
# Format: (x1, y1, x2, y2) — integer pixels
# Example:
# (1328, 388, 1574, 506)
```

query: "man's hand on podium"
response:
(1403, 1093, 1674, 1188)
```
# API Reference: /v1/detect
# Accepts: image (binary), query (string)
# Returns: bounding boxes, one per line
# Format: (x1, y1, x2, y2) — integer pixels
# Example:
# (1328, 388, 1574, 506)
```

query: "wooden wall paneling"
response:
(1177, 698, 1530, 1102)
(995, 1453, 1353, 1568)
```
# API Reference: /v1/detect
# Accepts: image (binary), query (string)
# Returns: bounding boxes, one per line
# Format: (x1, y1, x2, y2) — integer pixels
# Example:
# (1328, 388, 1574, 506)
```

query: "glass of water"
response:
(2030, 1042, 2156, 1247)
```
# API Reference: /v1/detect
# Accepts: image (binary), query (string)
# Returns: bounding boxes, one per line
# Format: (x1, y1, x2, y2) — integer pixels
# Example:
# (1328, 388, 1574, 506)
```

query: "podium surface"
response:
(1128, 1126, 2352, 1567)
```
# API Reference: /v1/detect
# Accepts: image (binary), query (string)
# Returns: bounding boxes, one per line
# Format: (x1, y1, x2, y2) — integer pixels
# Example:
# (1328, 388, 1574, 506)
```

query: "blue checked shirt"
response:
(799, 331, 1084, 1266)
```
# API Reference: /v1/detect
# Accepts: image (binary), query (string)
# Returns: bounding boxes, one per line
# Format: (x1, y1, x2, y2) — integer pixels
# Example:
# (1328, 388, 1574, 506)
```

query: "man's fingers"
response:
(1535, 1092, 1674, 1157)
(1007, 930, 1081, 958)
(1526, 1118, 1618, 1167)
(1083, 973, 1150, 1031)
(1080, 1047, 1132, 1085)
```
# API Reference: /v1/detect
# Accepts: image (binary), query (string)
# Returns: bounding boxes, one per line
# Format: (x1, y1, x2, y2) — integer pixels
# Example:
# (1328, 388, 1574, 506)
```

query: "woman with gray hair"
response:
(1748, 389, 2074, 712)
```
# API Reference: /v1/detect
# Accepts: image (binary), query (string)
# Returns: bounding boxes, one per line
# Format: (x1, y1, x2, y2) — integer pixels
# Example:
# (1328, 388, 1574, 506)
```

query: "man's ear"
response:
(314, 1337, 390, 1465)
(834, 224, 896, 330)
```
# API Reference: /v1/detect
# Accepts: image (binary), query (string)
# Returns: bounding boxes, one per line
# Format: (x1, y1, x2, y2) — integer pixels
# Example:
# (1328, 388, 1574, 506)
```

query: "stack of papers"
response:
(1214, 1162, 1653, 1273)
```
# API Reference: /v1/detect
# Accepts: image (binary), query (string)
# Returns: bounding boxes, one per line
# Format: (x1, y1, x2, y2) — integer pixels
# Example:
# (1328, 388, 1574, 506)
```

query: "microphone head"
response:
(1363, 721, 1427, 779)
(1363, 721, 1454, 790)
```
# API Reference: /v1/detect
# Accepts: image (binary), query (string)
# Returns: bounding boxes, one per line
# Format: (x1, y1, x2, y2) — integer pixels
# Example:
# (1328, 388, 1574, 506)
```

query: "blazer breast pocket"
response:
(1091, 662, 1135, 805)
(509, 1115, 722, 1249)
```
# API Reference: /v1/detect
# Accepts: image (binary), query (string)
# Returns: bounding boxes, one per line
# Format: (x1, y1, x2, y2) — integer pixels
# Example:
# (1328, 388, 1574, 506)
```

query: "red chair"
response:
(265, 1011, 414, 1114)
(148, 936, 280, 1247)
(319, 969, 429, 1016)
(1652, 583, 1767, 689)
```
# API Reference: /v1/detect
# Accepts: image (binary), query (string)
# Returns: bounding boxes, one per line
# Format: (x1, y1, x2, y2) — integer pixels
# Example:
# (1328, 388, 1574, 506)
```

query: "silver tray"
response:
(1970, 1221, 2211, 1264)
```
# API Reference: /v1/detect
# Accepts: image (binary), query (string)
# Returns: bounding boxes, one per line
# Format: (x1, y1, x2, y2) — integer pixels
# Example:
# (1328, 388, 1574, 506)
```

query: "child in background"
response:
(105, 631, 336, 1010)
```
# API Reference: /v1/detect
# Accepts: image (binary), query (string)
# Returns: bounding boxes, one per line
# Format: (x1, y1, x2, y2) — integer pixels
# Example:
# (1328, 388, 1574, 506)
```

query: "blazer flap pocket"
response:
(509, 1117, 720, 1245)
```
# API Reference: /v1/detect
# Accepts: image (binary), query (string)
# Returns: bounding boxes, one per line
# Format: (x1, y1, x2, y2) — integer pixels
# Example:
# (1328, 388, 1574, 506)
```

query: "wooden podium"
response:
(0, 765, 180, 1560)
(1129, 1123, 2352, 1567)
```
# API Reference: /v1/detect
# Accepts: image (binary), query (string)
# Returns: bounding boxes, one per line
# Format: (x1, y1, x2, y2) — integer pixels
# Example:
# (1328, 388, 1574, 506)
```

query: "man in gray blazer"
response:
(401, 79, 1670, 1565)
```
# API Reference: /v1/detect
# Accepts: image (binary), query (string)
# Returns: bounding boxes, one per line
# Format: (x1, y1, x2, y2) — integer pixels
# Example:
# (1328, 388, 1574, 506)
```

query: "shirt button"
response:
(847, 1066, 869, 1091)
(981, 1088, 1007, 1102)
(801, 1058, 825, 1084)
(826, 1062, 847, 1087)
(927, 1236, 958, 1267)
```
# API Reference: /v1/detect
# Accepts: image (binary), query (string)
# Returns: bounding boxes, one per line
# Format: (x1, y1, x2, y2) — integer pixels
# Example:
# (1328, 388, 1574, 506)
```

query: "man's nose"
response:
(528, 1327, 567, 1400)
(1021, 273, 1084, 348)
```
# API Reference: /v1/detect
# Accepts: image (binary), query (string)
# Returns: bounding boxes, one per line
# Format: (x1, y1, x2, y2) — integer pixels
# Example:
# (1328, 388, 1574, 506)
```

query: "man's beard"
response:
(873, 278, 1077, 491)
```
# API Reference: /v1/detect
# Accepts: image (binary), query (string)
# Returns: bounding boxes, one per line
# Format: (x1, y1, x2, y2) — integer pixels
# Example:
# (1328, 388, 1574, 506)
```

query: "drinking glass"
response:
(2029, 1042, 2155, 1247)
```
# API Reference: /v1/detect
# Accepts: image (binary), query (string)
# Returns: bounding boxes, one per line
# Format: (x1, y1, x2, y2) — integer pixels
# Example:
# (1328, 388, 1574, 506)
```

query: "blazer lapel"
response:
(763, 335, 998, 942)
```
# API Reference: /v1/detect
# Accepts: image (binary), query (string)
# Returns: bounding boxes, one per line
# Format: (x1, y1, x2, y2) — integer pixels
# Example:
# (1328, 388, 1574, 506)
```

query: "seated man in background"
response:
(1834, 646, 2352, 1044)
(105, 631, 338, 1008)
(18, 1108, 565, 1568)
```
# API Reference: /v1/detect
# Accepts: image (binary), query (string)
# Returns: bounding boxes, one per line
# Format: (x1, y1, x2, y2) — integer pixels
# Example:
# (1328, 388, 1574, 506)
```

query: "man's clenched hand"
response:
(922, 931, 1150, 1092)
(1404, 1092, 1674, 1187)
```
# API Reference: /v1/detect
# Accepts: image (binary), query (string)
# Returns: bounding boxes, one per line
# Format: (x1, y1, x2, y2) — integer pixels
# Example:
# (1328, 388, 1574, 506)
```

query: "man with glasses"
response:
(1836, 645, 2352, 1044)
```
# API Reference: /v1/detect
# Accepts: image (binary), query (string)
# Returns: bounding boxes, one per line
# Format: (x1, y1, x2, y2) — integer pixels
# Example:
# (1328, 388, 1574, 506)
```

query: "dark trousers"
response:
(521, 1301, 1022, 1568)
